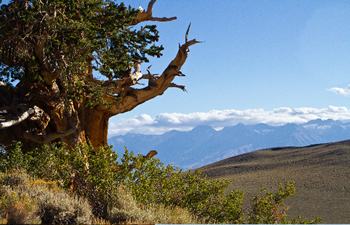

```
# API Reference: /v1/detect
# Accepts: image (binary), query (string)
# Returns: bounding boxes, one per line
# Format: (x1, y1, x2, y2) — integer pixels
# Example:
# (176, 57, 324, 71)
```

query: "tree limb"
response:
(146, 65, 158, 87)
(169, 83, 187, 92)
(0, 107, 35, 129)
(107, 24, 201, 115)
(23, 117, 78, 143)
(132, 0, 177, 25)
(0, 101, 77, 143)
(144, 150, 158, 159)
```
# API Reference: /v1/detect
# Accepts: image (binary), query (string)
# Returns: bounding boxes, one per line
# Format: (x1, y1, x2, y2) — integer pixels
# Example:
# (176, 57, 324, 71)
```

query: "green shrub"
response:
(0, 141, 32, 172)
(246, 181, 322, 224)
(120, 157, 245, 223)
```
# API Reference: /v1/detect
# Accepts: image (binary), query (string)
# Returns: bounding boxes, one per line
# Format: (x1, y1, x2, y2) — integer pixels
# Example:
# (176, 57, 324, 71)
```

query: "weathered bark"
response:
(0, 0, 201, 152)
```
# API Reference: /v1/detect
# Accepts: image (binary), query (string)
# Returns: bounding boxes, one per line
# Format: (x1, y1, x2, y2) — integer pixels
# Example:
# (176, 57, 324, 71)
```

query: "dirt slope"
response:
(199, 140, 350, 223)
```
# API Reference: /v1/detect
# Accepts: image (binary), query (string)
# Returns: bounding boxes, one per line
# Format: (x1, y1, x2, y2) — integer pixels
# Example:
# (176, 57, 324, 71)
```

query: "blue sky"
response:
(118, 0, 350, 114)
(3, 0, 350, 136)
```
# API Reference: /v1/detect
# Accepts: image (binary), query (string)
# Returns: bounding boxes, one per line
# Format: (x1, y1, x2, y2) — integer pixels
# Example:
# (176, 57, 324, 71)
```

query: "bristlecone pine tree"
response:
(0, 0, 201, 151)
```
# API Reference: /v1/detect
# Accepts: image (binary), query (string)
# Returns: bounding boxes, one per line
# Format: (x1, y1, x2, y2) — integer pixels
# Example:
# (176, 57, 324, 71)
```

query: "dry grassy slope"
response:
(199, 139, 350, 224)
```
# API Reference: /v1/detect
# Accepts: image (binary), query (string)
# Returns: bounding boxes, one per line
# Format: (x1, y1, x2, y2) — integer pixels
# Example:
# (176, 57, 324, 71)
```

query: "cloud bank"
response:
(108, 106, 350, 137)
(328, 85, 350, 96)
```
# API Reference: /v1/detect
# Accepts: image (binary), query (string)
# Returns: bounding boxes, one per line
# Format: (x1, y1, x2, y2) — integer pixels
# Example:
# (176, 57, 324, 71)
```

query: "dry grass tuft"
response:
(92, 216, 112, 225)
(108, 185, 201, 224)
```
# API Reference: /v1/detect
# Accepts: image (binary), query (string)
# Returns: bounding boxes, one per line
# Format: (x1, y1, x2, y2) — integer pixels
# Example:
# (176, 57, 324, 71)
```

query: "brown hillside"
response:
(199, 139, 350, 224)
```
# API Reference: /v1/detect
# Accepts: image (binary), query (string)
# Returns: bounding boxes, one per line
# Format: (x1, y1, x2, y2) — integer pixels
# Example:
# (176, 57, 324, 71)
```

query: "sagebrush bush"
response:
(0, 171, 40, 224)
(0, 188, 40, 224)
(0, 170, 92, 224)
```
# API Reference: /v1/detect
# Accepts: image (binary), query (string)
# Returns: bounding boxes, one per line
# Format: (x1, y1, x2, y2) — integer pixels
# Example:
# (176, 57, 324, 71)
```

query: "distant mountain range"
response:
(108, 119, 350, 169)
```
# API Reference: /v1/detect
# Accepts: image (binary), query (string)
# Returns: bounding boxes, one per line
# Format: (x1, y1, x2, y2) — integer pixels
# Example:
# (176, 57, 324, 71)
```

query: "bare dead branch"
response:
(0, 107, 35, 129)
(144, 150, 158, 159)
(146, 65, 158, 87)
(147, 0, 156, 12)
(133, 0, 177, 25)
(186, 23, 191, 43)
(165, 39, 202, 76)
(169, 83, 187, 92)
(146, 65, 152, 74)
(147, 17, 177, 22)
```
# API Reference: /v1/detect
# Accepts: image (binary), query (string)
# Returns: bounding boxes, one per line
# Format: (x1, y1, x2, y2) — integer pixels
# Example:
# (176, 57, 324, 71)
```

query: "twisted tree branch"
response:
(0, 107, 35, 129)
(23, 125, 77, 143)
(132, 0, 177, 25)
(106, 24, 201, 115)
(23, 117, 78, 144)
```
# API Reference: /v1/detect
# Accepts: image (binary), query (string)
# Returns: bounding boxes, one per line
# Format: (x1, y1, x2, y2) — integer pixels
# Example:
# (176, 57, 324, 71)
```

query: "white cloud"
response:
(108, 106, 350, 137)
(327, 85, 350, 96)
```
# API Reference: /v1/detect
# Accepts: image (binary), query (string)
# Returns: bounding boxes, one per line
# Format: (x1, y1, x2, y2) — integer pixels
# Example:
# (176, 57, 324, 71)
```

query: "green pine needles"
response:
(0, 0, 164, 107)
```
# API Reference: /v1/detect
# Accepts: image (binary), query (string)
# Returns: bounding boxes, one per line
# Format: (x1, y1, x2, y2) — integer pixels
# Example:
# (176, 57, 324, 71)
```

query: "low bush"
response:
(246, 182, 321, 224)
